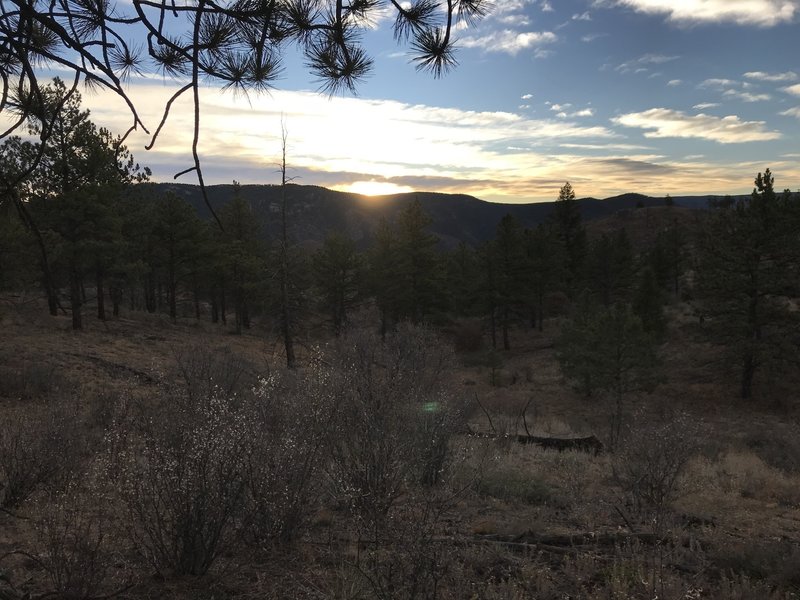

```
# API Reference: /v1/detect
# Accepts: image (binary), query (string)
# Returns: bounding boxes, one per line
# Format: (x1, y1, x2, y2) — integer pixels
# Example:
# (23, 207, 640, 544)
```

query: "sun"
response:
(345, 180, 414, 196)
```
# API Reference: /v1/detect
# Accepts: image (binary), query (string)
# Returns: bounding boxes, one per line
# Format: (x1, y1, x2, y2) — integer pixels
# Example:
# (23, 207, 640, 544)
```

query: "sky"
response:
(52, 0, 800, 202)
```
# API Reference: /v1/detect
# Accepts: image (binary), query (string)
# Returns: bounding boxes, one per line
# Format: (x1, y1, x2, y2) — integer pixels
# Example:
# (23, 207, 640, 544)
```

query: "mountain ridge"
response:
(139, 182, 739, 247)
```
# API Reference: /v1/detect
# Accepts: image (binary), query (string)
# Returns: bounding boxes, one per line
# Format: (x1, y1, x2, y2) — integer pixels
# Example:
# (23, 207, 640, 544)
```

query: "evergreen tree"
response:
(586, 229, 635, 307)
(550, 182, 586, 292)
(493, 214, 526, 350)
(394, 199, 441, 323)
(443, 242, 481, 317)
(524, 224, 565, 331)
(633, 266, 667, 339)
(559, 302, 660, 447)
(151, 193, 205, 323)
(219, 188, 266, 334)
(696, 169, 800, 399)
(368, 219, 403, 338)
(312, 233, 363, 335)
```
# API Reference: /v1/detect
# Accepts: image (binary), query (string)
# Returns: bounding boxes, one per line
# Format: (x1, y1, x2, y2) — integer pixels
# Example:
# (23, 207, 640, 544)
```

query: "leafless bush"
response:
(613, 410, 699, 527)
(0, 361, 66, 401)
(240, 363, 336, 547)
(324, 325, 468, 526)
(108, 392, 250, 576)
(337, 498, 457, 600)
(0, 403, 82, 509)
(172, 343, 256, 404)
(29, 484, 122, 600)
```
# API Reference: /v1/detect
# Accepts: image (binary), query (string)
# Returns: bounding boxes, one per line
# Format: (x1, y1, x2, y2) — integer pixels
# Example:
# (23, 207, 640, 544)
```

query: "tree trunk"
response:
(69, 268, 82, 330)
(490, 307, 497, 349)
(537, 291, 544, 332)
(111, 286, 121, 317)
(502, 306, 510, 351)
(279, 122, 295, 369)
(741, 351, 755, 399)
(96, 267, 106, 321)
(211, 292, 219, 323)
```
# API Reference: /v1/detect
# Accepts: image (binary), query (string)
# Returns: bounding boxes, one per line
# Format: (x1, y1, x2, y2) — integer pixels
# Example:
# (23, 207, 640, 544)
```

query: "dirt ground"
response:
(1, 299, 799, 599)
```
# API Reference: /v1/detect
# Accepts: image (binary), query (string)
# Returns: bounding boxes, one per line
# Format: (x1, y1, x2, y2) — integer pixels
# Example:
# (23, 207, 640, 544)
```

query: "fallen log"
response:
(465, 429, 604, 455)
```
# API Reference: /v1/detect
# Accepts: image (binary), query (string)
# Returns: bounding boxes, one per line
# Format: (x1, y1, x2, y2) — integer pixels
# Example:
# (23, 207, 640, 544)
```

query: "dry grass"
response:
(2, 303, 800, 599)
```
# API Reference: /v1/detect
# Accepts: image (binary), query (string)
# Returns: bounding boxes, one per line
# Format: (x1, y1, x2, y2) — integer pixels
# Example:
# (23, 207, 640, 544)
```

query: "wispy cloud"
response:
(496, 14, 531, 25)
(540, 0, 554, 12)
(572, 11, 592, 20)
(521, 93, 534, 99)
(723, 89, 772, 102)
(460, 30, 557, 55)
(69, 83, 626, 202)
(699, 78, 739, 89)
(594, 0, 798, 27)
(783, 83, 800, 96)
(581, 32, 607, 42)
(744, 70, 798, 82)
(615, 53, 680, 74)
(613, 108, 782, 143)
(780, 107, 800, 119)
(667, 79, 682, 86)
(693, 102, 720, 109)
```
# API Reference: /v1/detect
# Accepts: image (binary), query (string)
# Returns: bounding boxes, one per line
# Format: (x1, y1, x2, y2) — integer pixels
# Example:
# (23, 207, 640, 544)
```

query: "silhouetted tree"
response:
(524, 223, 565, 331)
(312, 233, 363, 335)
(696, 169, 800, 399)
(550, 182, 586, 291)
(559, 302, 660, 448)
(586, 229, 634, 307)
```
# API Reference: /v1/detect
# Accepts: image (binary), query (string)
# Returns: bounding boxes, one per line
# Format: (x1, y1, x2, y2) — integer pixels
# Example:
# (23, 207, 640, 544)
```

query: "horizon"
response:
(6, 0, 800, 203)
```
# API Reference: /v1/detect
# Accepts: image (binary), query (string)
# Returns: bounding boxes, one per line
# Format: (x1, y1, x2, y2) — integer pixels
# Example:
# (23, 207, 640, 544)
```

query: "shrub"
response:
(240, 364, 336, 546)
(324, 325, 468, 526)
(475, 468, 551, 505)
(612, 411, 699, 530)
(0, 403, 82, 508)
(30, 485, 119, 600)
(109, 392, 250, 576)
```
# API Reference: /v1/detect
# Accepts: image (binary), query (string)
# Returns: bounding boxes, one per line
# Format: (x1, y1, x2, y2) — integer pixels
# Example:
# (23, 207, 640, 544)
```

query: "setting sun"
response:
(343, 180, 415, 196)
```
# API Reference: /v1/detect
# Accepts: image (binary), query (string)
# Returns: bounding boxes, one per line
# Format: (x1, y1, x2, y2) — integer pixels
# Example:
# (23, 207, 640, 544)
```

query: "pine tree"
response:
(550, 182, 586, 292)
(312, 233, 363, 335)
(696, 169, 800, 399)
(559, 302, 660, 447)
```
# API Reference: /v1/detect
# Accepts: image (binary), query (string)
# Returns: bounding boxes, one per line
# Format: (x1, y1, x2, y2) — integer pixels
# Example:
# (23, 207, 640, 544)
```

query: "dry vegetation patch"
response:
(2, 309, 800, 599)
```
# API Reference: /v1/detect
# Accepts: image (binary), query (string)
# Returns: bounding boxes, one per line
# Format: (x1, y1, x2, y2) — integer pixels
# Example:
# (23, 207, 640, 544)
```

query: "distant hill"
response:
(138, 182, 737, 248)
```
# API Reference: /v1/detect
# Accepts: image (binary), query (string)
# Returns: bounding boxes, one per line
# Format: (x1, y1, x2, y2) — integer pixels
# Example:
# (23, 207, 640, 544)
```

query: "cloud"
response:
(667, 79, 682, 86)
(783, 83, 800, 96)
(43, 82, 798, 204)
(613, 108, 782, 143)
(723, 89, 772, 102)
(490, 0, 538, 15)
(572, 11, 592, 20)
(693, 102, 720, 109)
(595, 0, 799, 27)
(744, 70, 798, 82)
(780, 107, 800, 119)
(559, 143, 654, 151)
(521, 93, 533, 99)
(615, 53, 680, 74)
(496, 14, 532, 25)
(460, 30, 557, 55)
(555, 108, 594, 118)
(550, 103, 572, 111)
(541, 0, 554, 11)
(699, 78, 738, 89)
(581, 32, 607, 42)
(61, 83, 625, 201)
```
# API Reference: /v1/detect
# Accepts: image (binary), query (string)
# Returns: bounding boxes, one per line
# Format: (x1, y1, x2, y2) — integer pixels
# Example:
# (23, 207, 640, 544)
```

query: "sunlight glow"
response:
(342, 180, 415, 196)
